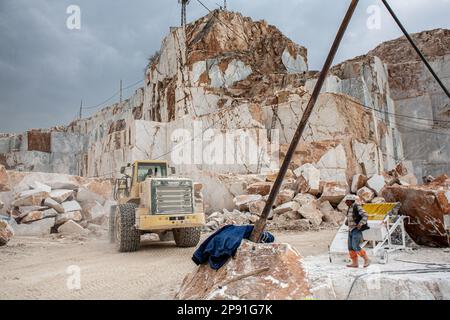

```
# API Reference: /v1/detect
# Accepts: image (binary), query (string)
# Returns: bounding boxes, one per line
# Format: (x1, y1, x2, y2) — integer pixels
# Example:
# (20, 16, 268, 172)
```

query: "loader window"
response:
(137, 163, 167, 182)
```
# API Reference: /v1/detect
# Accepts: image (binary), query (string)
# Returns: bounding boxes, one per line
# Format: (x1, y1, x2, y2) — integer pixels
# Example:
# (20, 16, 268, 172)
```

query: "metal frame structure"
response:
(361, 214, 410, 264)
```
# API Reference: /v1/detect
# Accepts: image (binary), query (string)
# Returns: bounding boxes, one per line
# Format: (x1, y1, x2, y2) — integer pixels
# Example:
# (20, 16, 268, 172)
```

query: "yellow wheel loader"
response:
(109, 160, 205, 252)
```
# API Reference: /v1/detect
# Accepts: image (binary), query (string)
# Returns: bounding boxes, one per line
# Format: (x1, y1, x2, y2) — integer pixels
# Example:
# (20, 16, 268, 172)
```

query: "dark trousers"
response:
(348, 228, 363, 252)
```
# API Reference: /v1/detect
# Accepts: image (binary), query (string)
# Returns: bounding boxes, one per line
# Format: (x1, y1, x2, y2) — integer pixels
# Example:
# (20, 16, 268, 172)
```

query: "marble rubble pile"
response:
(205, 162, 426, 233)
(0, 165, 115, 241)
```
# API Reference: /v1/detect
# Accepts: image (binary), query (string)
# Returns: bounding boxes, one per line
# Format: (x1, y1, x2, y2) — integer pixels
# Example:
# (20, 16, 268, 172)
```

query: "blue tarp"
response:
(192, 225, 275, 270)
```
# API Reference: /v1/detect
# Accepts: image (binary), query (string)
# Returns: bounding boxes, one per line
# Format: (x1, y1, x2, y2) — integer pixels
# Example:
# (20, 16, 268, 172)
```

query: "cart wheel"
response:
(378, 250, 388, 264)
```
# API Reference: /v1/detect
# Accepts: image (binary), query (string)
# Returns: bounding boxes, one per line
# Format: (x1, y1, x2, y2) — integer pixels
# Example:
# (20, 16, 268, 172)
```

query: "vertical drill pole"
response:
(250, 0, 360, 242)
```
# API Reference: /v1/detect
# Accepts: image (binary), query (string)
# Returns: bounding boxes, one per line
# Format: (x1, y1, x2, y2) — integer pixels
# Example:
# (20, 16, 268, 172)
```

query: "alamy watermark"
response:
(366, 4, 382, 30)
(66, 265, 81, 291)
(66, 5, 81, 30)
(169, 121, 280, 171)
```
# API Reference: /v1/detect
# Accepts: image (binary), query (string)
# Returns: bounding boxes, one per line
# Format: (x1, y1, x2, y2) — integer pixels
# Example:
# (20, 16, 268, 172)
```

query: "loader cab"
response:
(115, 160, 176, 201)
(135, 161, 168, 182)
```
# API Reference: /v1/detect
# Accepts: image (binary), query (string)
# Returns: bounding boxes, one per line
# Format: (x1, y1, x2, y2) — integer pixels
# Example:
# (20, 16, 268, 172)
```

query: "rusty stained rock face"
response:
(185, 10, 307, 74)
(175, 240, 311, 300)
(382, 183, 450, 247)
(27, 130, 51, 153)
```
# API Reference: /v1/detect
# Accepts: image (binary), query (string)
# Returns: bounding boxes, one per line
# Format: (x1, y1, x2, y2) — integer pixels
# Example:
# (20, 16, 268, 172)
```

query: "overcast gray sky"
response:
(0, 0, 449, 133)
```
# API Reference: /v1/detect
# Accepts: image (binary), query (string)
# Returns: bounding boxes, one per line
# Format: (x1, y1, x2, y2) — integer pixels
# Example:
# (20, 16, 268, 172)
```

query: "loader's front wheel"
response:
(115, 203, 140, 252)
(109, 205, 117, 244)
(173, 227, 201, 248)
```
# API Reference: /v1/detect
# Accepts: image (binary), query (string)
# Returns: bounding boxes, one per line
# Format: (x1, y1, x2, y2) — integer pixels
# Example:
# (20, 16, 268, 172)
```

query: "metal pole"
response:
(381, 0, 450, 99)
(119, 79, 123, 105)
(79, 100, 83, 119)
(250, 0, 360, 242)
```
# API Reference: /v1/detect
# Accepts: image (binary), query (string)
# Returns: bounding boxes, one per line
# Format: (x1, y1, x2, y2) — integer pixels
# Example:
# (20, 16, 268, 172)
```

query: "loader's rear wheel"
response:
(173, 228, 201, 248)
(115, 203, 140, 252)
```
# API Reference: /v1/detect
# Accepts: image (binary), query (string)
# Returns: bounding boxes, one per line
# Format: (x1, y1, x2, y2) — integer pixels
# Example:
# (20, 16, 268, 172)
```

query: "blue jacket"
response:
(192, 225, 275, 270)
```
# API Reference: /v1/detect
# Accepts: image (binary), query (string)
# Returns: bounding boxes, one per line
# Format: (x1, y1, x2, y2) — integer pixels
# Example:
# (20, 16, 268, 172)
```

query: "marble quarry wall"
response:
(326, 28, 450, 179)
(0, 11, 448, 212)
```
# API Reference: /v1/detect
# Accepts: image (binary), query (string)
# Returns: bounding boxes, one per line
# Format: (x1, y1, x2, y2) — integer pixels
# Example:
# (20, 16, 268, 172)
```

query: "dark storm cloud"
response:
(0, 0, 449, 133)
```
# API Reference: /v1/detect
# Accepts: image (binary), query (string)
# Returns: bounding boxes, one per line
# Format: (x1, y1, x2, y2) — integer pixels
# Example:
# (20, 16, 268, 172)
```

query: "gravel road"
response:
(0, 230, 337, 300)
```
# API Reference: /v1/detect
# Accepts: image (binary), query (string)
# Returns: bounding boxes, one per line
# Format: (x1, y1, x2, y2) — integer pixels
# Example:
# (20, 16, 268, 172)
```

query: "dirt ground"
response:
(0, 229, 337, 300)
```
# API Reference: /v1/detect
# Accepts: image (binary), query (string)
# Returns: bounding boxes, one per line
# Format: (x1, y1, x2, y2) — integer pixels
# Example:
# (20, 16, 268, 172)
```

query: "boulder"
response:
(357, 187, 375, 203)
(293, 164, 321, 195)
(0, 165, 10, 192)
(351, 174, 368, 194)
(371, 197, 386, 204)
(320, 182, 348, 205)
(86, 202, 106, 225)
(266, 169, 294, 182)
(246, 182, 272, 196)
(425, 174, 449, 187)
(83, 180, 112, 201)
(381, 172, 399, 186)
(57, 220, 88, 236)
(0, 218, 14, 246)
(76, 187, 106, 205)
(319, 200, 334, 215)
(11, 206, 48, 220)
(49, 189, 74, 203)
(274, 189, 295, 207)
(207, 212, 221, 220)
(423, 175, 436, 184)
(382, 185, 450, 247)
(43, 198, 64, 213)
(55, 211, 83, 226)
(366, 175, 386, 196)
(395, 162, 409, 176)
(11, 217, 56, 236)
(233, 194, 262, 211)
(273, 201, 300, 215)
(282, 210, 303, 221)
(248, 200, 266, 216)
(337, 198, 349, 212)
(399, 174, 418, 186)
(176, 241, 311, 300)
(21, 209, 57, 224)
(62, 200, 82, 213)
(206, 220, 220, 231)
(47, 181, 78, 190)
(32, 181, 52, 193)
(12, 190, 49, 207)
(270, 216, 311, 231)
(294, 194, 323, 227)
(208, 211, 224, 227)
(295, 175, 310, 194)
(319, 201, 344, 225)
(281, 179, 298, 192)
